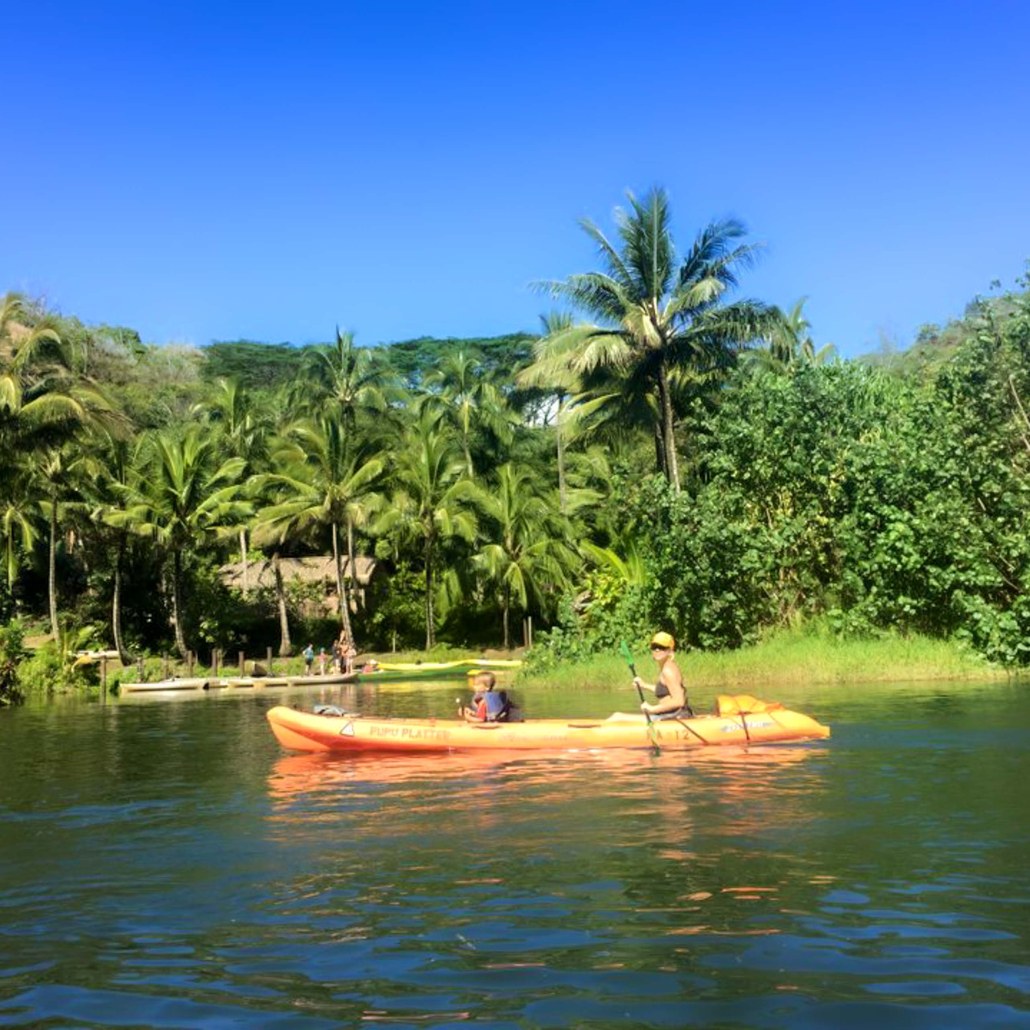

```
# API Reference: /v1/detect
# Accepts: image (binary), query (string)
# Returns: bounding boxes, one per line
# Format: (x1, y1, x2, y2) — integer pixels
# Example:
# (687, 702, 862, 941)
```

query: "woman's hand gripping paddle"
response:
(619, 640, 660, 755)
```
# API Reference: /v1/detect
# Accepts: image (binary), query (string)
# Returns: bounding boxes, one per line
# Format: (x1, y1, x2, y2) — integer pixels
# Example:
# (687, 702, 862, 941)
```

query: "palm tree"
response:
(425, 350, 514, 477)
(88, 433, 147, 664)
(516, 313, 579, 511)
(474, 464, 577, 649)
(1, 293, 122, 611)
(305, 329, 400, 603)
(256, 410, 384, 646)
(532, 187, 773, 491)
(33, 445, 84, 640)
(119, 427, 249, 659)
(749, 298, 837, 373)
(305, 328, 396, 433)
(198, 378, 270, 595)
(375, 401, 478, 649)
(1, 486, 36, 596)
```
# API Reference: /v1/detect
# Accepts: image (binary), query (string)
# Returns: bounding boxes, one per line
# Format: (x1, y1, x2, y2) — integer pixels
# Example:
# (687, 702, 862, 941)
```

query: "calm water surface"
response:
(0, 677, 1028, 1028)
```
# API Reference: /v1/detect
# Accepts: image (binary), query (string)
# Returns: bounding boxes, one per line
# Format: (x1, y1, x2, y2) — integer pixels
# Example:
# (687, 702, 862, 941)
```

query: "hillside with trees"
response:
(2, 191, 1028, 702)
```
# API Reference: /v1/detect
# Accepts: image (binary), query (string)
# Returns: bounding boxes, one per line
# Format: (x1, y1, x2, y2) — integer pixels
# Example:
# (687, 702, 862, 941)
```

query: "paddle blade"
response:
(619, 640, 634, 666)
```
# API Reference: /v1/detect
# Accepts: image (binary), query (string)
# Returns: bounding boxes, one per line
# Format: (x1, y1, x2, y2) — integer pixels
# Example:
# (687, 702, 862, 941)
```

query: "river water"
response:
(0, 677, 1028, 1028)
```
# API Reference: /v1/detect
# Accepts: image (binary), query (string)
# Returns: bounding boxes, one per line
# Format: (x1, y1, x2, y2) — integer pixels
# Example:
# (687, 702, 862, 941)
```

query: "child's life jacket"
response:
(483, 690, 508, 721)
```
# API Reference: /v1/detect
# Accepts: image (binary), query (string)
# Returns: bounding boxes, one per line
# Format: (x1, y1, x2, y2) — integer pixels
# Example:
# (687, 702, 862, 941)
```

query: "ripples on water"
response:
(0, 682, 1028, 1027)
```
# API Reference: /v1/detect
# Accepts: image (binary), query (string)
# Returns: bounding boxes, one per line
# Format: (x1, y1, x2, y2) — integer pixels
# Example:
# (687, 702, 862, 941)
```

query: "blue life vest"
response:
(483, 690, 507, 721)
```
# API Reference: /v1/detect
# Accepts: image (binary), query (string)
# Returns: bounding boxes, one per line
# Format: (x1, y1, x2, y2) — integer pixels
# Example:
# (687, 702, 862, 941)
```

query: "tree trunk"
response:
(653, 425, 667, 479)
(502, 584, 511, 651)
(424, 536, 435, 650)
(273, 551, 292, 656)
(346, 516, 356, 608)
(1009, 374, 1030, 453)
(656, 361, 680, 493)
(332, 522, 355, 645)
(556, 394, 568, 514)
(48, 504, 59, 641)
(239, 528, 249, 595)
(171, 550, 188, 660)
(112, 536, 130, 665)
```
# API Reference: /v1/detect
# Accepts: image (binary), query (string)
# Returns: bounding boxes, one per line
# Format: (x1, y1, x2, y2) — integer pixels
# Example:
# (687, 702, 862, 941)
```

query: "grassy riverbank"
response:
(515, 626, 1012, 694)
(13, 626, 1015, 701)
(112, 629, 1012, 691)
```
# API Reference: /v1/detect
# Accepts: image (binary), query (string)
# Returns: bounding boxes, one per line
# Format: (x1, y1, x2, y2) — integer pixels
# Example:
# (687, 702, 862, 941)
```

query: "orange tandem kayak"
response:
(265, 698, 830, 754)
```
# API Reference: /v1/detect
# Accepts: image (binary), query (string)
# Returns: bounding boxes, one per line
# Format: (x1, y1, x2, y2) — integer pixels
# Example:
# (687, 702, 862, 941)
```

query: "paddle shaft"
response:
(629, 663, 649, 708)
(620, 642, 659, 754)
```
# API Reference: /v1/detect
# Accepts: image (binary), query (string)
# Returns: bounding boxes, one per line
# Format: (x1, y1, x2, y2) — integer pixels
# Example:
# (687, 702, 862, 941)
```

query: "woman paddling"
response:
(633, 631, 693, 718)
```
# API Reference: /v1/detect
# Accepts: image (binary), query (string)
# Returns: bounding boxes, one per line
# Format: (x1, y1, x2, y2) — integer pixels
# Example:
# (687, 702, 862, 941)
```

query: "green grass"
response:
(518, 625, 1008, 693)
(44, 626, 1017, 695)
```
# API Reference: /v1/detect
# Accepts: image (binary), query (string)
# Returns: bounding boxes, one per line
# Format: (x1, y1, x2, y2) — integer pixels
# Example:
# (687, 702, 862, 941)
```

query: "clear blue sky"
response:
(4, 1, 1028, 359)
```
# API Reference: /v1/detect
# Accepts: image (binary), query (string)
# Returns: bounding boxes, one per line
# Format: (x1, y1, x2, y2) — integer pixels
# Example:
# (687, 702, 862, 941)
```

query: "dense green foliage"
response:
(538, 281, 1030, 667)
(2, 192, 1028, 698)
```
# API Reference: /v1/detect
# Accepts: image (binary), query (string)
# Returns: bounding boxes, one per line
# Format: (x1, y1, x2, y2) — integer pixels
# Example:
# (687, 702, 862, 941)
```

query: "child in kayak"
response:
(460, 671, 513, 722)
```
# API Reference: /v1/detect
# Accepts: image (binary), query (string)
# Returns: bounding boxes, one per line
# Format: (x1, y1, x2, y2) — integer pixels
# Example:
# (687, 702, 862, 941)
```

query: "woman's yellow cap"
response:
(650, 631, 675, 649)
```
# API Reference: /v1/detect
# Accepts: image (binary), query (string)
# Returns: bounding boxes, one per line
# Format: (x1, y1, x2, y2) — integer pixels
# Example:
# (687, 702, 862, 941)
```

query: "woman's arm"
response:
(632, 675, 657, 696)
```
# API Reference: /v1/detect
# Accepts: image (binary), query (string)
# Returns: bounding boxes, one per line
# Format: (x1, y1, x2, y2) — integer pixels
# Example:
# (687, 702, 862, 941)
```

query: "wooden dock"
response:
(119, 673, 359, 694)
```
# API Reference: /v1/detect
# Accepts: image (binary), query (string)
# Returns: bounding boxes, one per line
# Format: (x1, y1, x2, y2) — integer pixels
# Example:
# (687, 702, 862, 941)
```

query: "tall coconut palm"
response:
(198, 378, 270, 595)
(32, 445, 82, 640)
(375, 401, 479, 649)
(473, 464, 577, 649)
(304, 330, 399, 600)
(517, 312, 585, 511)
(87, 433, 146, 664)
(118, 427, 249, 659)
(425, 350, 514, 477)
(305, 328, 396, 433)
(533, 187, 773, 491)
(1, 293, 122, 607)
(246, 511, 296, 658)
(1, 486, 36, 595)
(244, 464, 295, 657)
(256, 410, 385, 646)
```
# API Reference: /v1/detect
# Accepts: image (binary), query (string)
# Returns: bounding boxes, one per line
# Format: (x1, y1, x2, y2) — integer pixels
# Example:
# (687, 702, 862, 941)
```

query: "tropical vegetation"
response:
(1, 188, 1028, 702)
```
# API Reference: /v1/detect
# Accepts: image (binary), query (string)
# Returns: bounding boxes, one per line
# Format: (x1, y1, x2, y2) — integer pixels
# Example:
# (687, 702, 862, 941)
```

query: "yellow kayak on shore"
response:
(372, 658, 522, 672)
(266, 697, 830, 754)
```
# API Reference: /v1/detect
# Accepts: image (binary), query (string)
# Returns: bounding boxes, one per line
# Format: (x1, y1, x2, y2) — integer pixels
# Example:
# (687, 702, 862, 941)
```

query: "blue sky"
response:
(4, 1, 1028, 359)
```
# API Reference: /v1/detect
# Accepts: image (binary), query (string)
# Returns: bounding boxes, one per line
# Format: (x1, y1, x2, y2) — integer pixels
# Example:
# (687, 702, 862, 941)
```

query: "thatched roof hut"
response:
(220, 555, 377, 592)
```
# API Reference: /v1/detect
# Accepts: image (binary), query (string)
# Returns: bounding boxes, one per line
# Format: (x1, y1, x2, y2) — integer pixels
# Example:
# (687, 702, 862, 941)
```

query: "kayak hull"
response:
(265, 704, 830, 754)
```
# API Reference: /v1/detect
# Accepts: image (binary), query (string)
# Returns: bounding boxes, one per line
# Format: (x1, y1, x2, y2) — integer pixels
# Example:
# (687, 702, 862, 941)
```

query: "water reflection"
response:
(1, 683, 1028, 1027)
